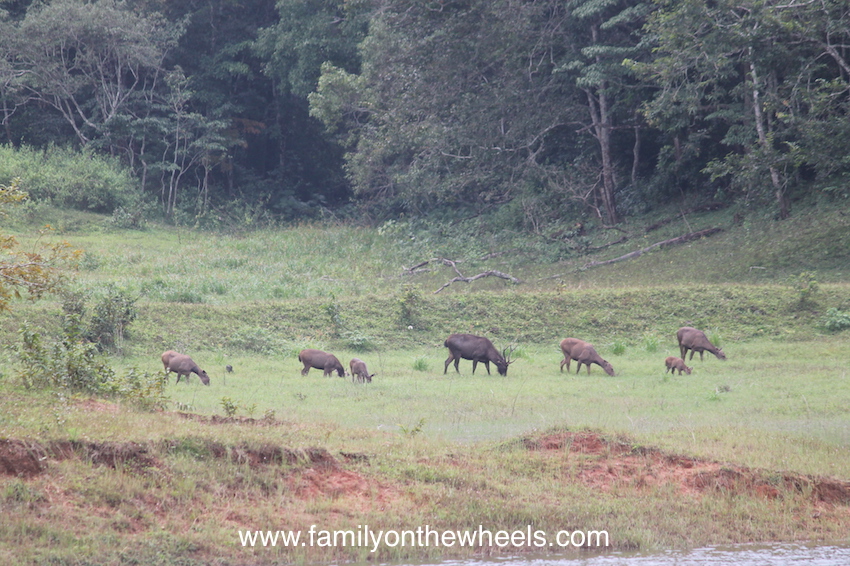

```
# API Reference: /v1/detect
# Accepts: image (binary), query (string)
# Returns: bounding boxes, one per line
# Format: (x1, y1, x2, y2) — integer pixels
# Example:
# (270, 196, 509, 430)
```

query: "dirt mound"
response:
(0, 439, 46, 477)
(522, 429, 850, 505)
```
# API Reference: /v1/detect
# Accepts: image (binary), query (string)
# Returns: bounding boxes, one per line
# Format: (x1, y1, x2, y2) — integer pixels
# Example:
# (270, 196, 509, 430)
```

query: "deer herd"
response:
(160, 326, 725, 385)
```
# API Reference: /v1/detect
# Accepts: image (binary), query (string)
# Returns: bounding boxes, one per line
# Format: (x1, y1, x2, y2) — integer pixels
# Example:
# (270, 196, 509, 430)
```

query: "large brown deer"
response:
(161, 350, 210, 385)
(559, 338, 615, 376)
(676, 327, 726, 361)
(298, 349, 345, 377)
(443, 333, 513, 376)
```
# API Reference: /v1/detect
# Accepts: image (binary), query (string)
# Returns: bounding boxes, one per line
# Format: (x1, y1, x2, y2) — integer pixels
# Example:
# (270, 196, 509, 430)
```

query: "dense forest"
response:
(1, 0, 849, 230)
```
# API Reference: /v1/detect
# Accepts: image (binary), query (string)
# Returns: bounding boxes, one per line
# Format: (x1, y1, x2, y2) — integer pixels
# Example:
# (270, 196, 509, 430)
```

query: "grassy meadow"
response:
(1, 202, 849, 564)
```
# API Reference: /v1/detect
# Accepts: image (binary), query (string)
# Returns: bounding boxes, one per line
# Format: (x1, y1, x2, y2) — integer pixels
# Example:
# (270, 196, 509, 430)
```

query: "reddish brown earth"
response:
(3, 427, 848, 508)
(521, 430, 850, 505)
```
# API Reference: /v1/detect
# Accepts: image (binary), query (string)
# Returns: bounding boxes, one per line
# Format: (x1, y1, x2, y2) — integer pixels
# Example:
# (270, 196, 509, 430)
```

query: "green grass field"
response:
(1, 202, 849, 564)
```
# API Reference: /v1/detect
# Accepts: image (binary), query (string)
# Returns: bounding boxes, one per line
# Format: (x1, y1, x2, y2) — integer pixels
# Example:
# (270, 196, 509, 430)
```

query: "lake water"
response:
(424, 543, 850, 566)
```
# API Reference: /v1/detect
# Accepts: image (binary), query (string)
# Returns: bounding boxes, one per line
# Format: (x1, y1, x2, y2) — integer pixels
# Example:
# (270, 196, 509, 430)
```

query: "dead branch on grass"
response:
(402, 258, 521, 293)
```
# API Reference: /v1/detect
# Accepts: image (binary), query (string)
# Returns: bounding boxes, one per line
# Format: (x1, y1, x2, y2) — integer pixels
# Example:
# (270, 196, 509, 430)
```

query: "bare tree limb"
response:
(582, 228, 723, 270)
(401, 257, 521, 292)
(434, 270, 521, 294)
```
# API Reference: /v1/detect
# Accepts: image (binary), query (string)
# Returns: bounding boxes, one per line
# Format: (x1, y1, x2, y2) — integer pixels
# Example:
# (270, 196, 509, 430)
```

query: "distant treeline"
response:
(1, 0, 849, 228)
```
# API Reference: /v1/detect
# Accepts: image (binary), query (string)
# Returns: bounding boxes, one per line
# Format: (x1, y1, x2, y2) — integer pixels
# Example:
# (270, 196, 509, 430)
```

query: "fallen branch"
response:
(402, 257, 521, 292)
(582, 227, 723, 270)
(434, 270, 521, 294)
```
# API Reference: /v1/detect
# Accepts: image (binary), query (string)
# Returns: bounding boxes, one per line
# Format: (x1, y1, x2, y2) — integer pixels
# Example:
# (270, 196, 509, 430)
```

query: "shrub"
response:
(16, 321, 167, 408)
(823, 308, 850, 332)
(0, 144, 139, 213)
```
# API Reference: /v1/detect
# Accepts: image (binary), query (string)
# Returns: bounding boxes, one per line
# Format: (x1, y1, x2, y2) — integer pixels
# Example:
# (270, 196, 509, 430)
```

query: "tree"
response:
(5, 0, 180, 148)
(0, 178, 79, 311)
(551, 0, 652, 225)
(638, 0, 850, 218)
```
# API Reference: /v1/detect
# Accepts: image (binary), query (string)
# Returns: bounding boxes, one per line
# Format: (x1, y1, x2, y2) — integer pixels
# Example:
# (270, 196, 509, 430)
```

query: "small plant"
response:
(790, 271, 819, 307)
(396, 284, 422, 329)
(340, 329, 378, 352)
(220, 397, 239, 417)
(325, 295, 345, 336)
(412, 355, 429, 372)
(263, 408, 276, 420)
(398, 417, 426, 437)
(611, 340, 627, 355)
(643, 334, 660, 353)
(823, 308, 850, 332)
(245, 403, 257, 418)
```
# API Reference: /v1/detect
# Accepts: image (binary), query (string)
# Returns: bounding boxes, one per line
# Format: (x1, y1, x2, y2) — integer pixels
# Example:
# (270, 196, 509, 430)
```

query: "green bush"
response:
(16, 321, 167, 408)
(0, 144, 139, 213)
(823, 308, 850, 332)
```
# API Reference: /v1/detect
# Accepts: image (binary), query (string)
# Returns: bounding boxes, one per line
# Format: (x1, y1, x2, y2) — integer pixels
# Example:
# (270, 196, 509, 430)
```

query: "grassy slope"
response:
(1, 201, 849, 564)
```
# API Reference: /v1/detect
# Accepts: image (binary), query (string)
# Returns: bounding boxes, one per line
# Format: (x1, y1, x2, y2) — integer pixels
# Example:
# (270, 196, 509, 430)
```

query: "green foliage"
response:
(325, 295, 345, 336)
(226, 327, 288, 355)
(412, 355, 429, 372)
(790, 271, 820, 307)
(16, 321, 166, 408)
(398, 417, 426, 438)
(396, 284, 422, 329)
(116, 367, 169, 411)
(822, 308, 850, 332)
(17, 321, 116, 393)
(61, 287, 138, 354)
(0, 145, 139, 213)
(339, 329, 379, 352)
(219, 397, 239, 417)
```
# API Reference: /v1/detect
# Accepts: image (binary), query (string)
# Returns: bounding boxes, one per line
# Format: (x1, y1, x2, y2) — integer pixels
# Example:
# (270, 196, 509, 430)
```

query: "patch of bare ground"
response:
(0, 434, 389, 503)
(521, 429, 850, 505)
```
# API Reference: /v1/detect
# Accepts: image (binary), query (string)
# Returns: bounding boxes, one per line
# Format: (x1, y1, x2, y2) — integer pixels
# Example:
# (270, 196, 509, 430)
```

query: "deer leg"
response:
(444, 355, 454, 374)
(472, 360, 478, 374)
(483, 361, 491, 375)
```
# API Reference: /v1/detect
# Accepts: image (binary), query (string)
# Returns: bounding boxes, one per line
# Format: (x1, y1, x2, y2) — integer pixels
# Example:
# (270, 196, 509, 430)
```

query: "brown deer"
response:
(298, 349, 345, 377)
(349, 358, 374, 383)
(559, 338, 615, 376)
(444, 333, 513, 376)
(665, 356, 692, 375)
(161, 350, 210, 385)
(676, 327, 726, 361)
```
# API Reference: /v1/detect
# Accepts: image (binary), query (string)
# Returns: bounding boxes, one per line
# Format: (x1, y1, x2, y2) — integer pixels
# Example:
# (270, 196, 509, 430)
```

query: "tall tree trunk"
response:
(584, 23, 620, 225)
(749, 52, 789, 219)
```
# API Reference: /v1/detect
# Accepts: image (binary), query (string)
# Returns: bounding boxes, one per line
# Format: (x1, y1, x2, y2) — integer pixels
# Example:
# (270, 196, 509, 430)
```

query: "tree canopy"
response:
(0, 0, 848, 228)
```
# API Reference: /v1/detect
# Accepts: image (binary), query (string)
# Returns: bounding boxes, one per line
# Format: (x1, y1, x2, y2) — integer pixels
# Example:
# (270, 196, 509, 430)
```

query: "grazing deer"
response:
(676, 327, 726, 361)
(298, 349, 345, 377)
(349, 358, 375, 383)
(444, 333, 514, 376)
(161, 351, 210, 385)
(665, 356, 692, 375)
(559, 338, 615, 376)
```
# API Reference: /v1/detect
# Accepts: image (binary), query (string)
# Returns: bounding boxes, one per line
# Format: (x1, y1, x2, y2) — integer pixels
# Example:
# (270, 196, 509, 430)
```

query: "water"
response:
(426, 543, 850, 566)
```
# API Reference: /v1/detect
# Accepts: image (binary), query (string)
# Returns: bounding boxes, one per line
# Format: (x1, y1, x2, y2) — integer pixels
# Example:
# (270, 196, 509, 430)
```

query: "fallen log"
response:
(582, 227, 723, 270)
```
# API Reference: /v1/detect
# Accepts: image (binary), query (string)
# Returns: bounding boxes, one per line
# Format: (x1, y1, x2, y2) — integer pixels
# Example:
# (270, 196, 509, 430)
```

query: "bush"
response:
(61, 287, 138, 354)
(16, 321, 167, 408)
(0, 144, 139, 213)
(823, 308, 850, 332)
